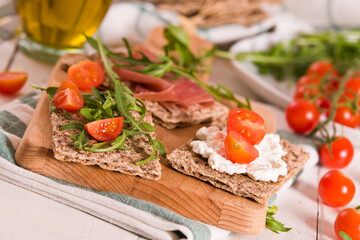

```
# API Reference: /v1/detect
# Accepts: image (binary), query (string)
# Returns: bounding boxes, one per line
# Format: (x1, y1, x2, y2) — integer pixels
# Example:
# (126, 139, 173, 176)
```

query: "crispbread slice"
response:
(167, 139, 309, 203)
(144, 100, 229, 129)
(50, 110, 161, 180)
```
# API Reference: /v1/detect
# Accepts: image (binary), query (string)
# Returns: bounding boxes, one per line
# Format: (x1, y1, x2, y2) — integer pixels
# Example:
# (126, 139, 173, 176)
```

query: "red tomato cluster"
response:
(224, 109, 266, 164)
(284, 61, 359, 239)
(287, 61, 360, 132)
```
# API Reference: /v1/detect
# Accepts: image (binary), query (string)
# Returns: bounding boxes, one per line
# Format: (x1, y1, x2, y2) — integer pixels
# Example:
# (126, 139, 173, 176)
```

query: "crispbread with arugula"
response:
(51, 109, 161, 180)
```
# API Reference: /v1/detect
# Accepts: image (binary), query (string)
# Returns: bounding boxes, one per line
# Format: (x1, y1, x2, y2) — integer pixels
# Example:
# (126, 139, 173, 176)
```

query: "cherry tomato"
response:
(68, 60, 105, 90)
(344, 77, 360, 104)
(84, 117, 124, 142)
(53, 80, 84, 112)
(318, 170, 355, 208)
(315, 96, 332, 115)
(0, 71, 28, 94)
(286, 99, 320, 134)
(319, 137, 354, 169)
(294, 76, 321, 99)
(334, 106, 360, 128)
(334, 208, 360, 240)
(225, 130, 259, 164)
(227, 109, 266, 145)
(297, 75, 321, 87)
(307, 61, 339, 78)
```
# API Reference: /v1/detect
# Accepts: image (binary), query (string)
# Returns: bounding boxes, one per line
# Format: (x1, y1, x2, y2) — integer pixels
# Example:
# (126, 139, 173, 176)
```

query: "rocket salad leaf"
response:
(266, 206, 292, 234)
(216, 30, 360, 82)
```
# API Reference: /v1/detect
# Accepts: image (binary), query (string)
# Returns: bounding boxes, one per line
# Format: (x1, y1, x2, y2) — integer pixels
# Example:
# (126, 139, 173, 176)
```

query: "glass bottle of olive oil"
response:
(16, 0, 111, 62)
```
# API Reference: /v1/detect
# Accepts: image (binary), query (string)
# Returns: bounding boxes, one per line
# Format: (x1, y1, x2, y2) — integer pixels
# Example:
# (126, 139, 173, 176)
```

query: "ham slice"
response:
(133, 45, 161, 63)
(111, 46, 214, 107)
(134, 78, 214, 107)
(113, 67, 171, 91)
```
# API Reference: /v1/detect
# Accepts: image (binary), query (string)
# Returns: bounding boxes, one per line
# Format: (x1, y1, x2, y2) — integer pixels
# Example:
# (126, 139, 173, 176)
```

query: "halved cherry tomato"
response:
(57, 79, 79, 91)
(0, 71, 28, 94)
(334, 106, 360, 128)
(227, 109, 266, 145)
(68, 60, 105, 90)
(225, 130, 259, 164)
(319, 137, 354, 169)
(318, 170, 355, 208)
(53, 80, 84, 112)
(84, 117, 124, 142)
(286, 99, 320, 134)
(334, 208, 360, 240)
(306, 61, 339, 78)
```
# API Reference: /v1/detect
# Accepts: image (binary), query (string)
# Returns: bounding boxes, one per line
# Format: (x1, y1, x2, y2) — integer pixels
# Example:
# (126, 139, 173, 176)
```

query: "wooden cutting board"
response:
(15, 54, 276, 235)
(15, 28, 277, 234)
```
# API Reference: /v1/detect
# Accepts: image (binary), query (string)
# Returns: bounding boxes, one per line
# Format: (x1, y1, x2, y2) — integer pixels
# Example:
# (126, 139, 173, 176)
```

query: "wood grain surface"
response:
(14, 28, 277, 234)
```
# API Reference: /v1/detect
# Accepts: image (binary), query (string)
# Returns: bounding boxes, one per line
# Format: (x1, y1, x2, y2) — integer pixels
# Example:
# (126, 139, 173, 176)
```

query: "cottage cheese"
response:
(189, 126, 288, 182)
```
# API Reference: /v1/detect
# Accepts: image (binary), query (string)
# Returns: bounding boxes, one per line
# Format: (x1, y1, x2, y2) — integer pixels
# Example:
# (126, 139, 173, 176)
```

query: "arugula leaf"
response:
(60, 122, 85, 130)
(153, 139, 166, 158)
(30, 84, 58, 97)
(73, 130, 89, 150)
(80, 108, 95, 121)
(339, 231, 352, 240)
(84, 133, 127, 152)
(266, 206, 292, 234)
(62, 109, 72, 120)
(141, 122, 156, 132)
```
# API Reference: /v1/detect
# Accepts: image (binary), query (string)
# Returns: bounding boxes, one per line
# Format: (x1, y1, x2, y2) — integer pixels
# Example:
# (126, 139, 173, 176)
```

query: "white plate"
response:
(230, 39, 360, 147)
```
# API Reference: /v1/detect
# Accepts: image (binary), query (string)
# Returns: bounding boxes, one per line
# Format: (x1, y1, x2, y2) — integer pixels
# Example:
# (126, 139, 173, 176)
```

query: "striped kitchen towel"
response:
(0, 92, 230, 240)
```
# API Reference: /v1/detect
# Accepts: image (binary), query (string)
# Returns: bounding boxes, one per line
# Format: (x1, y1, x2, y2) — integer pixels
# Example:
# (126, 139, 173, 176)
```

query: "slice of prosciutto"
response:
(134, 78, 214, 107)
(113, 67, 171, 91)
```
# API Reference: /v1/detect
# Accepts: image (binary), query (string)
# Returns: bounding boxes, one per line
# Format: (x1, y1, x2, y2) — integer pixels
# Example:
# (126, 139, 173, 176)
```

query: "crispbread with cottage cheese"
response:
(167, 138, 309, 203)
(50, 109, 162, 180)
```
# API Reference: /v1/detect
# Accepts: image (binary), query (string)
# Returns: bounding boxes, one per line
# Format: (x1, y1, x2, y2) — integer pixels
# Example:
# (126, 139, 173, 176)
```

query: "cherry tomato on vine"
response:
(227, 108, 266, 145)
(294, 76, 321, 99)
(315, 96, 332, 115)
(344, 77, 360, 104)
(286, 99, 320, 134)
(84, 117, 124, 142)
(334, 106, 360, 128)
(334, 208, 360, 240)
(0, 71, 28, 94)
(306, 61, 339, 78)
(224, 130, 259, 164)
(319, 137, 354, 169)
(68, 60, 105, 90)
(318, 170, 355, 208)
(53, 80, 84, 112)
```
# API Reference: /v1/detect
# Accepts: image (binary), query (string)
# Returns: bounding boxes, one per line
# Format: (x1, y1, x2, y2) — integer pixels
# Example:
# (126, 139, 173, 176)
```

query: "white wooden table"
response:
(1, 17, 359, 240)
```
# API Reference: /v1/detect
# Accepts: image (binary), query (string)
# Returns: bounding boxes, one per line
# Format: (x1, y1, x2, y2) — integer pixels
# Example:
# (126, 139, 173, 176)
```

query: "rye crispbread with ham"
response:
(112, 66, 229, 129)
